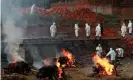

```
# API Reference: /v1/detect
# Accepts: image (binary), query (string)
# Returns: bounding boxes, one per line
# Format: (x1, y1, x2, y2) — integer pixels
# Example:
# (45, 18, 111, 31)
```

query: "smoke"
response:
(27, 45, 56, 69)
(3, 17, 26, 63)
(27, 45, 43, 69)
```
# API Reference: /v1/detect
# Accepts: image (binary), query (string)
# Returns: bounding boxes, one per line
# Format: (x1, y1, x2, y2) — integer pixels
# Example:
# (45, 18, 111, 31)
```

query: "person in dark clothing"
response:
(100, 23, 104, 35)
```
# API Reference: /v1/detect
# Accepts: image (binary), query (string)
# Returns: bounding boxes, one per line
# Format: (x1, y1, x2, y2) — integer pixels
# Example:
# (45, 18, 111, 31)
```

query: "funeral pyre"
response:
(37, 49, 76, 80)
(36, 58, 65, 80)
(60, 48, 76, 67)
(92, 55, 119, 77)
(2, 48, 76, 80)
(3, 55, 31, 75)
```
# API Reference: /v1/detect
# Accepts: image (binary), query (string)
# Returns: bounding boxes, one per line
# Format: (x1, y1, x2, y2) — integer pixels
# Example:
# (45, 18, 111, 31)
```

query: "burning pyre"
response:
(3, 61, 31, 75)
(36, 58, 65, 80)
(92, 55, 114, 76)
(61, 49, 76, 67)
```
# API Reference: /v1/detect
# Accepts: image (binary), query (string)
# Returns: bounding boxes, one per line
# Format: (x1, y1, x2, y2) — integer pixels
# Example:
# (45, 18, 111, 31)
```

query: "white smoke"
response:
(27, 45, 54, 69)
(27, 45, 43, 69)
(3, 17, 25, 63)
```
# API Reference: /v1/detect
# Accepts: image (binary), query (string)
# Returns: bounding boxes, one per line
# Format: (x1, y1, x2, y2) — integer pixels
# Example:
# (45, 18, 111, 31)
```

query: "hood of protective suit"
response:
(122, 23, 125, 26)
(53, 22, 56, 25)
(129, 20, 132, 23)
(98, 24, 100, 26)
(98, 44, 101, 47)
(86, 23, 89, 26)
(75, 24, 78, 26)
(110, 48, 113, 51)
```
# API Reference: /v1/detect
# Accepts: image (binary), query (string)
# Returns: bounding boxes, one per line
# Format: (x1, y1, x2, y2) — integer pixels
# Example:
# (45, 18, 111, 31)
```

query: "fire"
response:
(61, 49, 76, 67)
(55, 59, 63, 78)
(93, 55, 114, 76)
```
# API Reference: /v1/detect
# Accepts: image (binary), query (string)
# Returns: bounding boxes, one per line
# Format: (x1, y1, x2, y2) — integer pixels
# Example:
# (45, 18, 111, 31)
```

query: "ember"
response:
(61, 49, 76, 67)
(36, 58, 65, 80)
(36, 65, 58, 80)
(93, 55, 114, 76)
(3, 61, 31, 75)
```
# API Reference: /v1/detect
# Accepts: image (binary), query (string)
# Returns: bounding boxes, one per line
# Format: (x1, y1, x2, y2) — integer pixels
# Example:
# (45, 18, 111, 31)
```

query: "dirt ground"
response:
(2, 58, 133, 80)
(65, 58, 133, 80)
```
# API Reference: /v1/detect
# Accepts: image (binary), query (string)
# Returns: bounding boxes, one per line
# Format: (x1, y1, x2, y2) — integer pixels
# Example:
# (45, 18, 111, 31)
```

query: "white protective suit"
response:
(121, 23, 127, 37)
(85, 23, 90, 37)
(128, 20, 132, 34)
(95, 24, 101, 37)
(106, 48, 116, 61)
(75, 24, 79, 37)
(50, 23, 56, 37)
(96, 44, 103, 57)
(30, 4, 36, 15)
(116, 48, 124, 57)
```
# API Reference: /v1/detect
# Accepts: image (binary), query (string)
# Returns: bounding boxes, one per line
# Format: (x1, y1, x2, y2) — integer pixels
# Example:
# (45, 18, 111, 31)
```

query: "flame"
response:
(61, 49, 76, 67)
(56, 59, 63, 78)
(93, 55, 114, 76)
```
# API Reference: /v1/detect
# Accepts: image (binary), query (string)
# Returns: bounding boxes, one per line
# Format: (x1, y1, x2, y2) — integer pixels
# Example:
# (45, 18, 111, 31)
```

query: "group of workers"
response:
(121, 20, 133, 37)
(50, 20, 132, 38)
(96, 44, 124, 63)
(50, 22, 104, 38)
(30, 4, 132, 38)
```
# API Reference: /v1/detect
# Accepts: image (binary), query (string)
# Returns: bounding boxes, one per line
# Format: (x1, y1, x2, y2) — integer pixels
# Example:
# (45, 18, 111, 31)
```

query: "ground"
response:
(65, 58, 133, 80)
(2, 58, 133, 80)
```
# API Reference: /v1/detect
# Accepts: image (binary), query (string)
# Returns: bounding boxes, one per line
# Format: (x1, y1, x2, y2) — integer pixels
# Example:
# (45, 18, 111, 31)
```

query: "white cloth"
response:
(75, 24, 79, 37)
(116, 48, 124, 57)
(106, 50, 116, 61)
(121, 25, 127, 37)
(85, 24, 90, 37)
(30, 4, 36, 15)
(50, 24, 56, 37)
(95, 25, 101, 37)
(128, 22, 132, 33)
(96, 46, 102, 57)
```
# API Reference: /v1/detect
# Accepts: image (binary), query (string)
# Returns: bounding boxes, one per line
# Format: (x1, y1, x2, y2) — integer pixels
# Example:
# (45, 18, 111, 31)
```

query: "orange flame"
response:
(61, 49, 76, 67)
(93, 55, 114, 75)
(56, 59, 63, 78)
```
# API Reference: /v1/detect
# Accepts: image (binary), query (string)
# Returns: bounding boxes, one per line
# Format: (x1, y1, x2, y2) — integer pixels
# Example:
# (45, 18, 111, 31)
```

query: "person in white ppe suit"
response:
(95, 24, 101, 38)
(85, 23, 90, 38)
(128, 20, 132, 35)
(30, 4, 36, 15)
(106, 48, 116, 63)
(116, 48, 124, 59)
(121, 23, 127, 37)
(50, 22, 56, 37)
(96, 44, 103, 57)
(74, 24, 79, 37)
